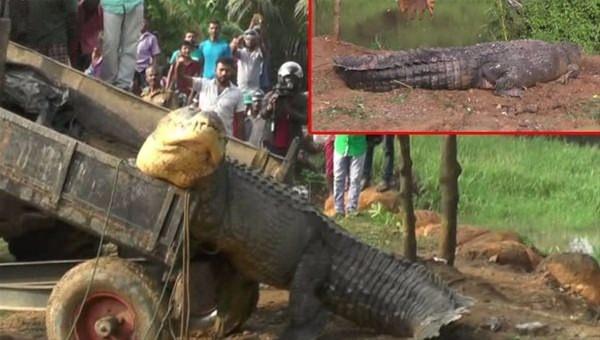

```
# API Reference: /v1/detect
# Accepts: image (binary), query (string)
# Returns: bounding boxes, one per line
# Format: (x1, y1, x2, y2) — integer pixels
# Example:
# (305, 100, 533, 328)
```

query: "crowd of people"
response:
(10, 0, 307, 160)
(7, 0, 394, 220)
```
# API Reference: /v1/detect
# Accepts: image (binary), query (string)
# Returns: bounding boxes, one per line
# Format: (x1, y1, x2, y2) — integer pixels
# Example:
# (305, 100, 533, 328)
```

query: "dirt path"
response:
(311, 36, 600, 132)
(2, 254, 599, 339)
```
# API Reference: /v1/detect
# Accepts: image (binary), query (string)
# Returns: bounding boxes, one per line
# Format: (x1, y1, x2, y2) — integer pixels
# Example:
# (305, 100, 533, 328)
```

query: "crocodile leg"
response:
(557, 63, 580, 84)
(479, 62, 526, 97)
(280, 239, 331, 340)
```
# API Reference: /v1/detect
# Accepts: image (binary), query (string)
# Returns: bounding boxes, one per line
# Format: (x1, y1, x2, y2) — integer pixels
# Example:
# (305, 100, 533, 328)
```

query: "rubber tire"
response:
(212, 258, 260, 337)
(46, 257, 168, 340)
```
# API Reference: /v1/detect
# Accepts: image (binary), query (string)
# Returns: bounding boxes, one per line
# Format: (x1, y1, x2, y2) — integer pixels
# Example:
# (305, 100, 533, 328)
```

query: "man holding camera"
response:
(260, 61, 307, 157)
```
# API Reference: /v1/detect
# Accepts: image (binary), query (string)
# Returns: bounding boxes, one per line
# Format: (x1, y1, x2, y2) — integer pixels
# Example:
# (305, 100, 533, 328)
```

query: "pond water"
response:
(315, 0, 497, 50)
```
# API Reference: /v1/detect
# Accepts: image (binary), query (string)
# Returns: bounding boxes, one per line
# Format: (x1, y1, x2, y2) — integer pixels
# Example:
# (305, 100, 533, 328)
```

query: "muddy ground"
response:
(311, 36, 600, 132)
(1, 238, 599, 340)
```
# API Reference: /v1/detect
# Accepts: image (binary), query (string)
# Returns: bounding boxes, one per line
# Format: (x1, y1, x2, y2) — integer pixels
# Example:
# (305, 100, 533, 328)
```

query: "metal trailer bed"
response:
(0, 41, 298, 338)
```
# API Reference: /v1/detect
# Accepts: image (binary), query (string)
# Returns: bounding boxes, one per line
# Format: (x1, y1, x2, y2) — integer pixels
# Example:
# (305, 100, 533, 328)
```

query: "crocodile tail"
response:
(322, 224, 474, 339)
(333, 48, 477, 92)
(413, 302, 473, 340)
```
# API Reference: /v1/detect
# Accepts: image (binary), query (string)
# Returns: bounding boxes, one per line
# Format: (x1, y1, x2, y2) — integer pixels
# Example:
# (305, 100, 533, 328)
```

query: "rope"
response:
(179, 191, 192, 339)
(145, 224, 184, 340)
(66, 159, 123, 340)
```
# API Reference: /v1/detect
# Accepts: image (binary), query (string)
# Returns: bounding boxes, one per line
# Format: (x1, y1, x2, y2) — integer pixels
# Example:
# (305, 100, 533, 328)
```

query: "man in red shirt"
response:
(166, 41, 201, 106)
(72, 0, 103, 71)
(261, 61, 306, 157)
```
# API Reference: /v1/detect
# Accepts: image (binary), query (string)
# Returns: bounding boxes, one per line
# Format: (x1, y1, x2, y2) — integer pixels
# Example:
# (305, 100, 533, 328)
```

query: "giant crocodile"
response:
(191, 156, 474, 340)
(333, 39, 581, 97)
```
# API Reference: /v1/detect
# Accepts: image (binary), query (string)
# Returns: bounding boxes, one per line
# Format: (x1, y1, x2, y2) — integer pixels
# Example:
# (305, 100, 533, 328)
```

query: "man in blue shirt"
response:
(197, 19, 231, 79)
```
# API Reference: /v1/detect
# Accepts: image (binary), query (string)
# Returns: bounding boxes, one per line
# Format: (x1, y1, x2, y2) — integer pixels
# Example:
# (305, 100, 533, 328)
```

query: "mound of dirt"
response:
(538, 253, 600, 306)
(312, 36, 600, 132)
(418, 224, 543, 272)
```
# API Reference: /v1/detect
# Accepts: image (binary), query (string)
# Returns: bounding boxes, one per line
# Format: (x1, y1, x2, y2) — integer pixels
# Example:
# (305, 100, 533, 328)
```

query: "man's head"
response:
(180, 41, 194, 58)
(215, 57, 235, 86)
(145, 66, 160, 88)
(184, 31, 197, 45)
(251, 89, 264, 113)
(141, 18, 150, 33)
(208, 20, 220, 41)
(82, 0, 100, 13)
(243, 29, 260, 50)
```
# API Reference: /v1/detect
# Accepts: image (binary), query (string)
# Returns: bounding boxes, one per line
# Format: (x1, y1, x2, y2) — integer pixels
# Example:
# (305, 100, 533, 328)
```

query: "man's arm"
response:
(259, 91, 277, 119)
(150, 35, 161, 67)
(233, 93, 246, 138)
(282, 94, 307, 124)
(230, 36, 242, 58)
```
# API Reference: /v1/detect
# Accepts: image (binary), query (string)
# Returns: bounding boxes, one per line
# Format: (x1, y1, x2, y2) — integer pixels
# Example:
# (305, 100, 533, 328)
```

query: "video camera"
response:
(273, 80, 296, 97)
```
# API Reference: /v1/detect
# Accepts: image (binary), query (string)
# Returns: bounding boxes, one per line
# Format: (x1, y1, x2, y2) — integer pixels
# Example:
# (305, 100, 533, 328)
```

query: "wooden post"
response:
(438, 135, 461, 266)
(311, 0, 316, 37)
(333, 0, 341, 40)
(398, 135, 417, 261)
(0, 16, 10, 91)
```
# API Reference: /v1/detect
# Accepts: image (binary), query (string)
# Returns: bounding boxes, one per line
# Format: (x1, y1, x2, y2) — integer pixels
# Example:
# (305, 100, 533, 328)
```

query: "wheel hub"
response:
(94, 316, 120, 337)
(75, 292, 135, 340)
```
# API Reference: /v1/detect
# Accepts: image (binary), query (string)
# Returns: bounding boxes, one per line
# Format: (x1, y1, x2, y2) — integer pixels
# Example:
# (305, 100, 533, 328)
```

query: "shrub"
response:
(487, 0, 600, 53)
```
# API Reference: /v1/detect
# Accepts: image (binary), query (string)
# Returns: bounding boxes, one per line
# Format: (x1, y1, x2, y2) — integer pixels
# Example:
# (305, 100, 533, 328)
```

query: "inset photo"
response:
(310, 0, 600, 132)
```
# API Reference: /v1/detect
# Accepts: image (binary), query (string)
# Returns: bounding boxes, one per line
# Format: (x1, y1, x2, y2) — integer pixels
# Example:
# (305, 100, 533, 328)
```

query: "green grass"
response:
(327, 137, 599, 258)
(316, 0, 496, 49)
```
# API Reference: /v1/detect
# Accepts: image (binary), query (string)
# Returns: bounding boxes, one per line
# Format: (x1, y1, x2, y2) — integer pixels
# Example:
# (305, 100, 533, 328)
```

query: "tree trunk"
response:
(438, 135, 461, 266)
(0, 16, 10, 91)
(311, 0, 316, 36)
(398, 135, 417, 261)
(333, 0, 341, 41)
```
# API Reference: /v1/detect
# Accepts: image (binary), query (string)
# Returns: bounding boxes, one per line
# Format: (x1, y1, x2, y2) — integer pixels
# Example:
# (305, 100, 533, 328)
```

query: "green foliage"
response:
(368, 203, 402, 230)
(145, 0, 229, 62)
(486, 0, 600, 53)
(316, 0, 495, 49)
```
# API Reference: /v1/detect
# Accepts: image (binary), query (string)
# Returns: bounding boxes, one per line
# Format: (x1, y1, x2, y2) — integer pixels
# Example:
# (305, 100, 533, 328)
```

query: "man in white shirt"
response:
(178, 56, 244, 137)
(231, 29, 263, 93)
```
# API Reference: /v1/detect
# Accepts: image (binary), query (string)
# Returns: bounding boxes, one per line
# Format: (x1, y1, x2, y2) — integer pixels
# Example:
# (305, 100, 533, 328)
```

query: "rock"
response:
(569, 236, 595, 255)
(537, 253, 600, 306)
(323, 187, 400, 216)
(483, 316, 504, 332)
(515, 321, 548, 335)
(457, 231, 543, 272)
(414, 210, 441, 228)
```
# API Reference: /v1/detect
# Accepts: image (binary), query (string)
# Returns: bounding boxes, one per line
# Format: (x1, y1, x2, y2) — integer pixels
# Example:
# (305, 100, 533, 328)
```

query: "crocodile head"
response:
(136, 108, 227, 188)
(559, 42, 582, 65)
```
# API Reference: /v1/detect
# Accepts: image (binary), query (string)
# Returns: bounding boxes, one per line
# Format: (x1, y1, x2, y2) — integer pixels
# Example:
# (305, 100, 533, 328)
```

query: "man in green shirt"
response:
(100, 0, 144, 90)
(333, 135, 367, 217)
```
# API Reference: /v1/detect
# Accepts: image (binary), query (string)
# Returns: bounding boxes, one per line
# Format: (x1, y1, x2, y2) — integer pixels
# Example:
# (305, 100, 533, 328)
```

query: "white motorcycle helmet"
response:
(277, 61, 304, 80)
(276, 61, 304, 94)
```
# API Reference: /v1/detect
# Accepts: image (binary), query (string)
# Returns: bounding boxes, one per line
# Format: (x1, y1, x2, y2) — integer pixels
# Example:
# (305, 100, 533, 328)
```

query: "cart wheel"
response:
(46, 257, 167, 340)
